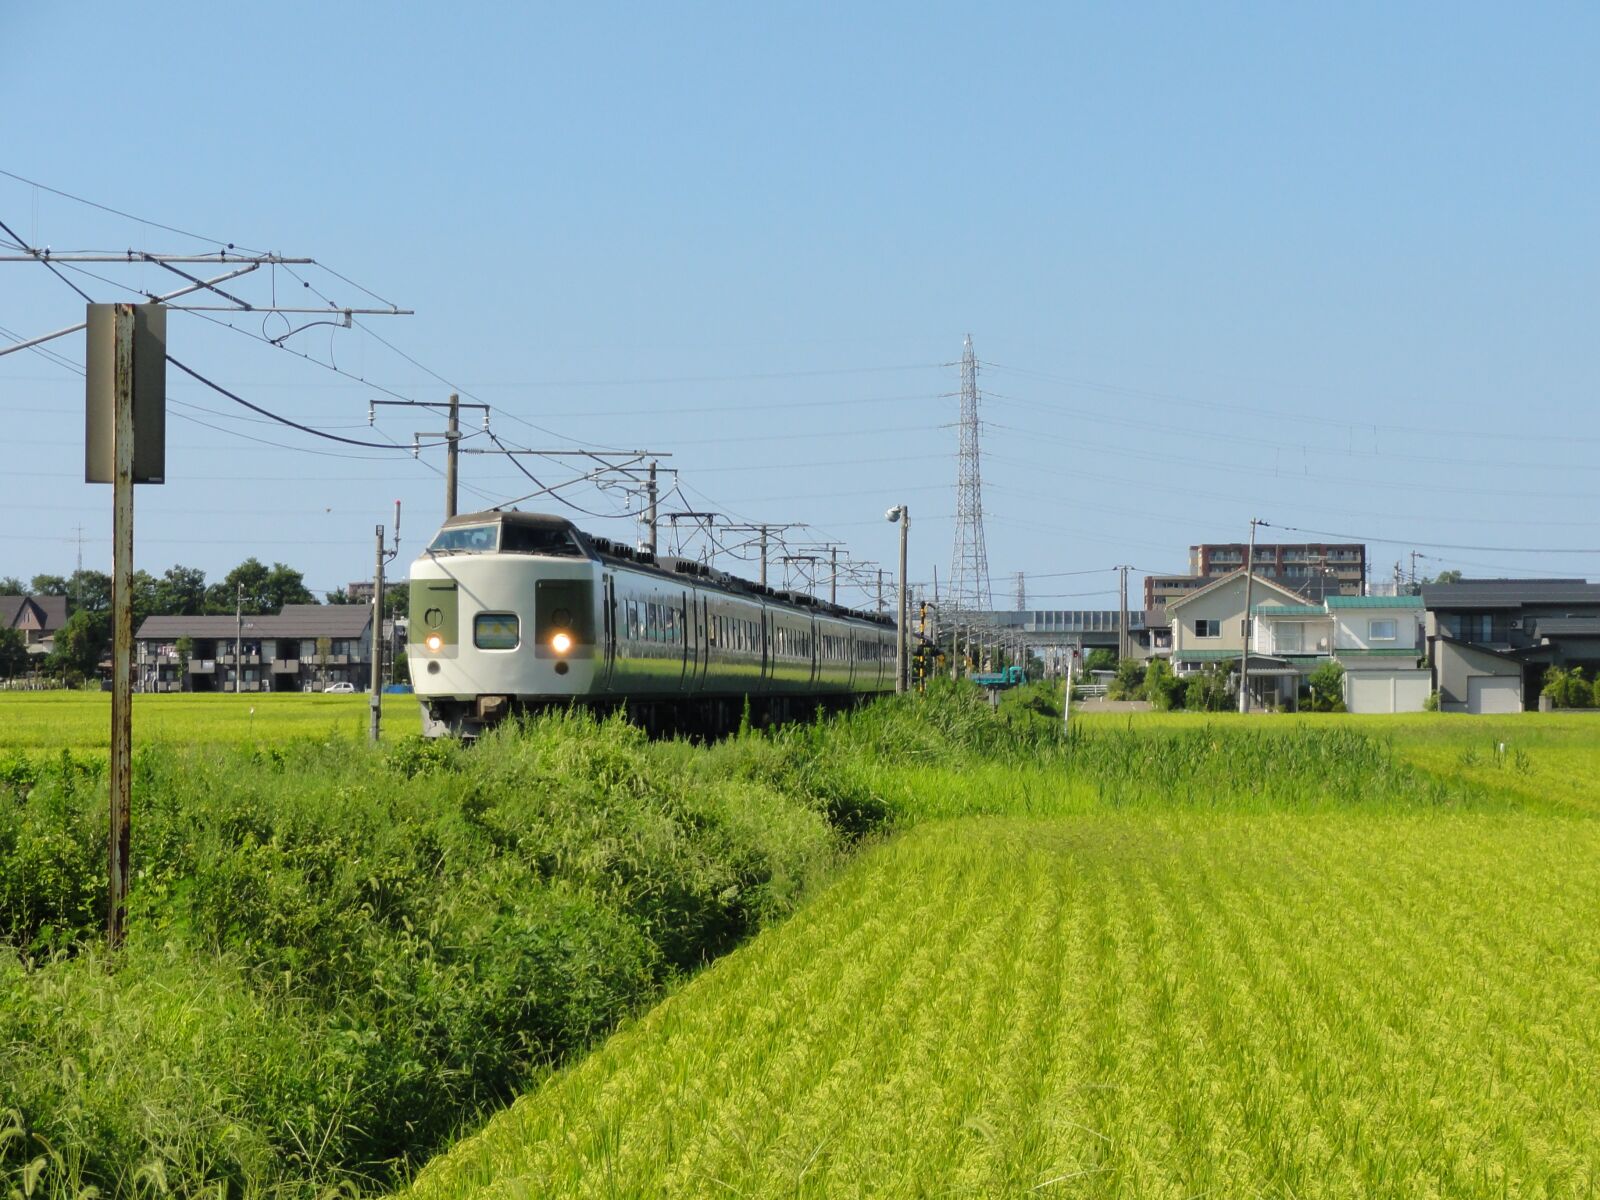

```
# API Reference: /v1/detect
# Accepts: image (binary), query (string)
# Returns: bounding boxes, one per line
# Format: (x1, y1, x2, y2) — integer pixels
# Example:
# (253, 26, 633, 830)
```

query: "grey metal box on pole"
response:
(86, 303, 166, 484)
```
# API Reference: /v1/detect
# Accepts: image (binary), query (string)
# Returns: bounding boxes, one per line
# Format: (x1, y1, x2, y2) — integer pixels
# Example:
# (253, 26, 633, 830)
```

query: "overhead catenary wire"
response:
(167, 355, 467, 452)
(1257, 521, 1600, 556)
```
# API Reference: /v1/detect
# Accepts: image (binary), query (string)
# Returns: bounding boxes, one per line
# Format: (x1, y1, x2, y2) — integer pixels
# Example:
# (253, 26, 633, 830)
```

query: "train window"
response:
(500, 523, 583, 556)
(474, 613, 520, 650)
(428, 523, 498, 554)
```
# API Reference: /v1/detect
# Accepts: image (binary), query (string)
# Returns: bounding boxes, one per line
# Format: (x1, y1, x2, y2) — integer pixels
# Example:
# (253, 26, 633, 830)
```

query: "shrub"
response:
(1143, 658, 1182, 711)
(1306, 661, 1347, 713)
(1107, 658, 1146, 701)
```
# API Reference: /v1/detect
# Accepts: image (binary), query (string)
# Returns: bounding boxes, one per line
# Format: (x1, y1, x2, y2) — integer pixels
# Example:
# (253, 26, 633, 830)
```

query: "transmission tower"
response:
(948, 334, 993, 616)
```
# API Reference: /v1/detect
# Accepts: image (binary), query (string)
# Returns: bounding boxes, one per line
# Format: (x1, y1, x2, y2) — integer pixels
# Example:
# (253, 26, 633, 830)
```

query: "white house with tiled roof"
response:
(1250, 594, 1429, 712)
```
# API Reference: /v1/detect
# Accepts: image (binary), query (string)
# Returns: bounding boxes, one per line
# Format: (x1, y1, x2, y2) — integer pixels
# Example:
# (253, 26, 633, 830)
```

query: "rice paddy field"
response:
(0, 690, 417, 749)
(3, 688, 1599, 1197)
(403, 697, 1600, 1200)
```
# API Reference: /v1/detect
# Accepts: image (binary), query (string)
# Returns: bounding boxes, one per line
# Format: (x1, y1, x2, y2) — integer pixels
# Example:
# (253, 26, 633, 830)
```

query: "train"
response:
(407, 510, 900, 738)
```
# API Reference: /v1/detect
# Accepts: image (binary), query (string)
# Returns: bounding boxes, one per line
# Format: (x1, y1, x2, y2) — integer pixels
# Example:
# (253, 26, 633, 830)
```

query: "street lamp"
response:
(885, 505, 909, 693)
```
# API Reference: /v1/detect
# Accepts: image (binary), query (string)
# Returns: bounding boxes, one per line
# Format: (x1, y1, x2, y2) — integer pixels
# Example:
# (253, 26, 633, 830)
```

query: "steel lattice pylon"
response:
(948, 334, 992, 618)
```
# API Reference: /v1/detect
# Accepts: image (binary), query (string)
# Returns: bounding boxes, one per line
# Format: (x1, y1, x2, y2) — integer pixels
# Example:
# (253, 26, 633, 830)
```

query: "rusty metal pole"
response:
(108, 305, 135, 949)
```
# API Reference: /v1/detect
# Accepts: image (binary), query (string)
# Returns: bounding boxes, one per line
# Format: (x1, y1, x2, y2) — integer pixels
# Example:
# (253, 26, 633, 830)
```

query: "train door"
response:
(692, 591, 708, 693)
(601, 574, 617, 691)
(760, 606, 771, 684)
(678, 590, 690, 692)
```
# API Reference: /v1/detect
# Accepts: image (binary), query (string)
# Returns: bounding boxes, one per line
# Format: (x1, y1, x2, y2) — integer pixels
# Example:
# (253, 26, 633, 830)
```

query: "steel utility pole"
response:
(1118, 565, 1130, 661)
(235, 582, 243, 695)
(369, 501, 400, 743)
(644, 461, 658, 556)
(107, 306, 135, 948)
(1239, 518, 1259, 714)
(760, 526, 768, 586)
(830, 546, 839, 605)
(887, 506, 910, 693)
(445, 395, 460, 518)
(877, 568, 885, 615)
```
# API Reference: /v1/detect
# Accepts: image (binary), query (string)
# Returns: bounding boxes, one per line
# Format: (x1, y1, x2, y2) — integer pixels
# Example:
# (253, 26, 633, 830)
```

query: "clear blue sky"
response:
(3, 3, 1597, 609)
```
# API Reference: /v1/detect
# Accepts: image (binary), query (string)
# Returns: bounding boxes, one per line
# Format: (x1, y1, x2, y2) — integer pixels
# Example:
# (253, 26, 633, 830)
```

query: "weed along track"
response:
(4, 686, 1600, 1197)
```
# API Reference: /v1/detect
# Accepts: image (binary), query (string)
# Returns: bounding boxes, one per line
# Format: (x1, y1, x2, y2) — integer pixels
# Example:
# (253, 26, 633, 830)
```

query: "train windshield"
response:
(501, 523, 584, 557)
(428, 523, 500, 554)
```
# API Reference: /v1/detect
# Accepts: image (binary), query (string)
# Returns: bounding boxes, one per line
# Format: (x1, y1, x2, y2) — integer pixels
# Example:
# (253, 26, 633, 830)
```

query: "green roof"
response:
(1173, 649, 1241, 661)
(1253, 604, 1326, 617)
(1325, 595, 1424, 609)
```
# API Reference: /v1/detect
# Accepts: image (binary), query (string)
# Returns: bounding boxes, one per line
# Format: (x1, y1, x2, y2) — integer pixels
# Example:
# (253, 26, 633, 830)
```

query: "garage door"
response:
(1468, 674, 1522, 714)
(1348, 673, 1396, 714)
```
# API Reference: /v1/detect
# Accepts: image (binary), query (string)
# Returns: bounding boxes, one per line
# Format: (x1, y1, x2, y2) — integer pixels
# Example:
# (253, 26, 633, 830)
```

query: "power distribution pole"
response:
(877, 568, 885, 614)
(235, 582, 243, 695)
(759, 526, 768, 586)
(830, 546, 839, 605)
(1239, 518, 1259, 714)
(445, 394, 460, 519)
(1118, 565, 1130, 661)
(369, 501, 400, 743)
(644, 461, 658, 556)
(896, 509, 909, 692)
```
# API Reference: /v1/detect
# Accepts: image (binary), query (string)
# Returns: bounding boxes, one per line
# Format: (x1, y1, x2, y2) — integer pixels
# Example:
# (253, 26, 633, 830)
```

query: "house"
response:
(134, 604, 375, 693)
(1250, 595, 1429, 712)
(1168, 569, 1310, 706)
(1422, 579, 1600, 713)
(1, 594, 68, 659)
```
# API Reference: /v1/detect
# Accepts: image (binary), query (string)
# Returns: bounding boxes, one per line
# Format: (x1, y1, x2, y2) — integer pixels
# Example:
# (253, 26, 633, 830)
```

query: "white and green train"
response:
(408, 511, 898, 738)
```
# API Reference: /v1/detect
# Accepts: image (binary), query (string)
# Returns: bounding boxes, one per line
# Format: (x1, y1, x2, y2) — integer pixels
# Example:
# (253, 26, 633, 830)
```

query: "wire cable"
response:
(1257, 521, 1600, 555)
(166, 355, 461, 451)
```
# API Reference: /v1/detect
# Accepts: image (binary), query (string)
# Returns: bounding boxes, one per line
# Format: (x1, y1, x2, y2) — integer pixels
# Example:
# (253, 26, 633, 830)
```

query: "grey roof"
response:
(136, 604, 370, 641)
(1422, 579, 1599, 610)
(1, 594, 68, 632)
(1528, 616, 1600, 638)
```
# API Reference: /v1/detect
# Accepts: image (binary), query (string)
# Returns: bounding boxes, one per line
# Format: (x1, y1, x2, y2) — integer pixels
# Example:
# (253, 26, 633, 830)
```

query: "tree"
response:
(326, 588, 356, 605)
(1305, 660, 1347, 712)
(0, 576, 25, 596)
(66, 569, 113, 614)
(0, 626, 28, 678)
(383, 585, 408, 619)
(1184, 662, 1232, 712)
(175, 636, 193, 691)
(47, 609, 108, 683)
(153, 565, 207, 616)
(208, 558, 317, 615)
(1107, 657, 1146, 700)
(1143, 657, 1182, 710)
(1083, 648, 1116, 674)
(30, 574, 68, 598)
(263, 562, 316, 611)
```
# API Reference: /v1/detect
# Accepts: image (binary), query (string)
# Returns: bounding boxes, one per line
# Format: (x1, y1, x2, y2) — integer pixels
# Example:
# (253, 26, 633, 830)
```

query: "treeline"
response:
(0, 560, 405, 682)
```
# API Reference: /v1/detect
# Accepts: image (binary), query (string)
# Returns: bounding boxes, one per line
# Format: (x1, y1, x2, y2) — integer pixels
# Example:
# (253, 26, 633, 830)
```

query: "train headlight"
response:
(425, 633, 444, 653)
(550, 631, 572, 655)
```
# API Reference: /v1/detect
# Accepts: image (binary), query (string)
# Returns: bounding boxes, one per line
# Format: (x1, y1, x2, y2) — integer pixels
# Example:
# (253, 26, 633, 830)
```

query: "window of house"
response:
(1369, 619, 1397, 641)
(1276, 623, 1304, 653)
(1195, 619, 1220, 638)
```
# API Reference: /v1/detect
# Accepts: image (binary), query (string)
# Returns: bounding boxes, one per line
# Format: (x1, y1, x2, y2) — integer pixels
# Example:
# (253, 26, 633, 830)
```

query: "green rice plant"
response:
(407, 813, 1600, 1199)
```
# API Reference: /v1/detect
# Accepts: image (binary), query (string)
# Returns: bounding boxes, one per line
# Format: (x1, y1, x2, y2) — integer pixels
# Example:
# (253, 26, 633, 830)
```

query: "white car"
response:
(323, 682, 356, 694)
